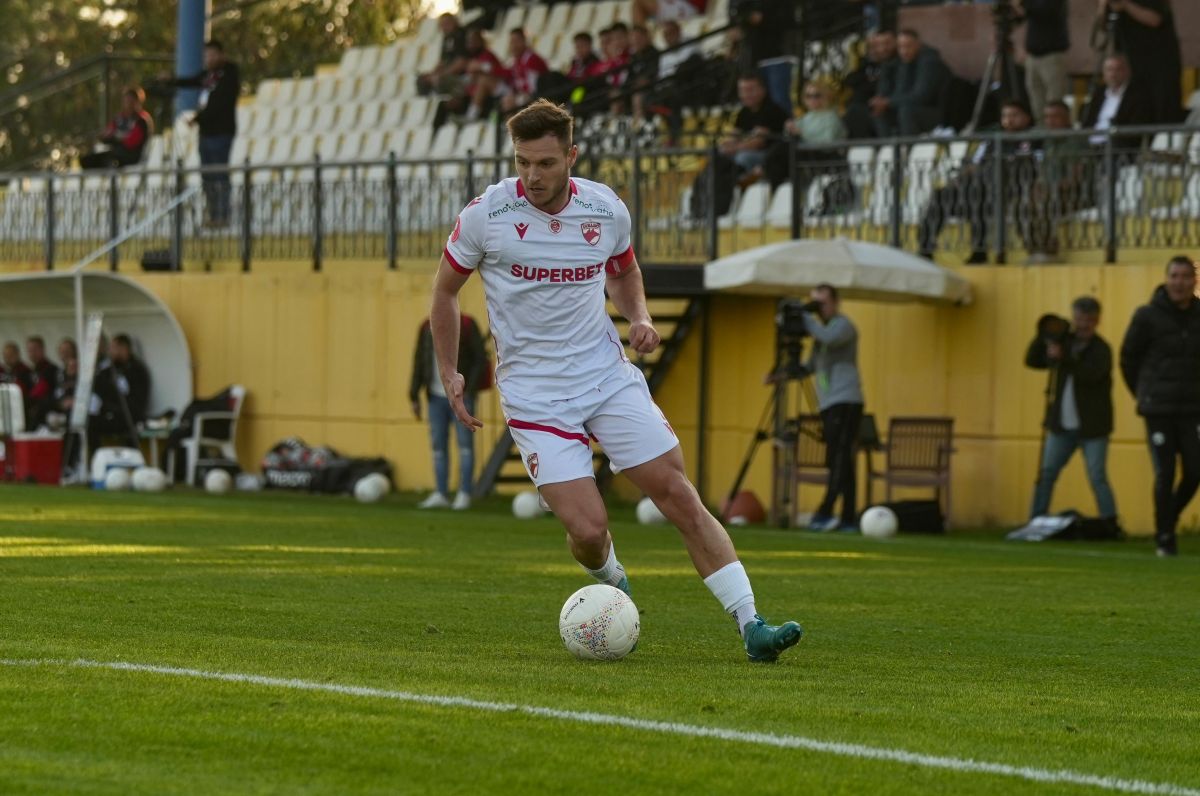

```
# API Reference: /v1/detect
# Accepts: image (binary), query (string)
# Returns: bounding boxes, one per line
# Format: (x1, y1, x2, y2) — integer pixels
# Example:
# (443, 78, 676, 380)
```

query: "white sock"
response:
(582, 539, 626, 588)
(703, 561, 758, 638)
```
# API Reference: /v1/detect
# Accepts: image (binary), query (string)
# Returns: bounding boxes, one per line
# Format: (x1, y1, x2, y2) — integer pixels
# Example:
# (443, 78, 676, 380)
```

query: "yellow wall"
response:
(122, 258, 1194, 535)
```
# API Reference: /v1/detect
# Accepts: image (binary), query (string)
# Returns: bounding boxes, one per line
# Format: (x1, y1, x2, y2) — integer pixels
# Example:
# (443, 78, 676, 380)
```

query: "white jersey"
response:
(443, 177, 636, 404)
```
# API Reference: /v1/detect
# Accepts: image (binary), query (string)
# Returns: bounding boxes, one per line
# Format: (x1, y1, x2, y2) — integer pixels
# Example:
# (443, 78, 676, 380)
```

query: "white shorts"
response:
(502, 362, 679, 487)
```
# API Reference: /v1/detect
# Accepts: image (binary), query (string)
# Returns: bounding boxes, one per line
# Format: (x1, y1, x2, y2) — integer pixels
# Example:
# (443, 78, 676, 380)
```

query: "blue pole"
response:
(174, 0, 210, 119)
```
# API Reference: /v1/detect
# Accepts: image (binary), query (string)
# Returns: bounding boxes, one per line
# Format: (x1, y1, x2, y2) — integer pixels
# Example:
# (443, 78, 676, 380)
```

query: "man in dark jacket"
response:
(1079, 54, 1152, 151)
(89, 333, 151, 450)
(1119, 256, 1200, 557)
(1025, 297, 1118, 526)
(870, 29, 949, 137)
(410, 314, 488, 510)
(168, 40, 240, 227)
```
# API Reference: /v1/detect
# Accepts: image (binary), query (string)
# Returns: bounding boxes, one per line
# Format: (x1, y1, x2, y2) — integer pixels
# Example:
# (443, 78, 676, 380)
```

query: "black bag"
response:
(871, 500, 945, 534)
(308, 457, 394, 495)
(690, 154, 738, 220)
(261, 437, 393, 495)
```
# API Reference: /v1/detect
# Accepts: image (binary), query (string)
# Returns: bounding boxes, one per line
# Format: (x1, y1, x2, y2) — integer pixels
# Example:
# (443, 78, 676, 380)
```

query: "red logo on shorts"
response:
(450, 217, 462, 243)
(527, 453, 539, 478)
(515, 223, 529, 239)
(549, 219, 561, 234)
(581, 221, 601, 246)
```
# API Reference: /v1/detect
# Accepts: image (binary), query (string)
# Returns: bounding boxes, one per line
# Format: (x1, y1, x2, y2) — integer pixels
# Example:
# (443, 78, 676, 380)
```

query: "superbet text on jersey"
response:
(443, 177, 637, 404)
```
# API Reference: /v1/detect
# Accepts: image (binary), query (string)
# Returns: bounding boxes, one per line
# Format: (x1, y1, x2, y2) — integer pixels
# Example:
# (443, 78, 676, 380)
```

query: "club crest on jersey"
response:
(549, 219, 561, 234)
(450, 217, 462, 243)
(515, 222, 529, 239)
(527, 453, 539, 478)
(581, 221, 601, 246)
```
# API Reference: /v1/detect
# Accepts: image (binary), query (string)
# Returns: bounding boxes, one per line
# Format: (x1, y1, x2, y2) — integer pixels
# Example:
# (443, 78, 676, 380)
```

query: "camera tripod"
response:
(967, 0, 1024, 133)
(724, 352, 821, 529)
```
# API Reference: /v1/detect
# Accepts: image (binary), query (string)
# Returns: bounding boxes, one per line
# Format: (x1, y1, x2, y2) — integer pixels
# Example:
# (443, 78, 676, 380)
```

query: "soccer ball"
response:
(635, 496, 668, 525)
(103, 468, 131, 491)
(861, 506, 899, 539)
(512, 490, 544, 519)
(204, 469, 232, 494)
(353, 473, 389, 503)
(131, 466, 167, 493)
(559, 584, 640, 661)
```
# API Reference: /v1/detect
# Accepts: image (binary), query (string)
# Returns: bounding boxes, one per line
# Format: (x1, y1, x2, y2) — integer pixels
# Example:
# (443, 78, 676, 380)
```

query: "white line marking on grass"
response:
(4, 657, 1198, 796)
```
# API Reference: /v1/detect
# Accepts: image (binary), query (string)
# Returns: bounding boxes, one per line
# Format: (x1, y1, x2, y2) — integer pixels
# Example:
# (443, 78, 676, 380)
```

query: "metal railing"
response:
(1, 124, 1197, 271)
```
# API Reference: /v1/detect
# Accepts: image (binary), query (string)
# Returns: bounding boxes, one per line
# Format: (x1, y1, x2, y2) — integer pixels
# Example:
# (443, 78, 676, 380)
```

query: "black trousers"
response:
(818, 402, 864, 524)
(1145, 415, 1200, 552)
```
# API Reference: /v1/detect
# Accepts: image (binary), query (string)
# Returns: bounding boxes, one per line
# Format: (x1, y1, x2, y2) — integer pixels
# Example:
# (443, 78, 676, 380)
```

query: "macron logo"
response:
(515, 223, 529, 240)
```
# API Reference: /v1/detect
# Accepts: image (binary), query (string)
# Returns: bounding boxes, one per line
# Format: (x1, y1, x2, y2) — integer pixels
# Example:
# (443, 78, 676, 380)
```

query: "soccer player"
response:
(429, 99, 803, 662)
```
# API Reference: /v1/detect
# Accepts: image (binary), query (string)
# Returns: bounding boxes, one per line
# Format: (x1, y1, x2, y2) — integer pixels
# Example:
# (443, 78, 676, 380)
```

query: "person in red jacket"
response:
(80, 87, 154, 170)
(497, 28, 550, 113)
(23, 336, 60, 431)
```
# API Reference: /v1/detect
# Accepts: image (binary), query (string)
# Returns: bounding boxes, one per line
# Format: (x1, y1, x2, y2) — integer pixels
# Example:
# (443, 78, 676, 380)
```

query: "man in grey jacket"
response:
(870, 29, 949, 137)
(804, 284, 866, 531)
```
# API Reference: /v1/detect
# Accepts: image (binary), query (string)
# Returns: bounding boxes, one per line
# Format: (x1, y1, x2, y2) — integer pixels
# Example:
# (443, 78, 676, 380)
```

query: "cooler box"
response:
(1, 433, 65, 485)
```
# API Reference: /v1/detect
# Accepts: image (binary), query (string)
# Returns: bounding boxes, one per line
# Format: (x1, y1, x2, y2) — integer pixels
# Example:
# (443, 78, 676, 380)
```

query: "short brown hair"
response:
(1166, 255, 1196, 274)
(506, 99, 574, 149)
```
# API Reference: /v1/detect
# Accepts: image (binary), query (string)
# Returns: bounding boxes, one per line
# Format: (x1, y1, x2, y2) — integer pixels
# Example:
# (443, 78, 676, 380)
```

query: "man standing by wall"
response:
(1013, 0, 1069, 124)
(1120, 256, 1200, 557)
(804, 284, 865, 532)
(410, 314, 488, 510)
(1025, 297, 1118, 529)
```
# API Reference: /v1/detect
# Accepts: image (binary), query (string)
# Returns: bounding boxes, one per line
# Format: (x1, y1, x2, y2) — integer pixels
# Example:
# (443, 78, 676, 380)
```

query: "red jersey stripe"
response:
(507, 418, 591, 447)
(443, 248, 473, 275)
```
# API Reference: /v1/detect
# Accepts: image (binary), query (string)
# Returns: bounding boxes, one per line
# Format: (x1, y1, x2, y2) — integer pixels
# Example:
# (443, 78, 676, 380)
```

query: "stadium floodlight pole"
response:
(175, 0, 211, 120)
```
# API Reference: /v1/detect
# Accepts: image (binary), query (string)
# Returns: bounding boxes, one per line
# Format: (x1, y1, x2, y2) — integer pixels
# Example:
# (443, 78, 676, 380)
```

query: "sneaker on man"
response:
(418, 492, 450, 509)
(743, 615, 804, 663)
(808, 513, 839, 532)
(1156, 546, 1178, 558)
(451, 491, 472, 511)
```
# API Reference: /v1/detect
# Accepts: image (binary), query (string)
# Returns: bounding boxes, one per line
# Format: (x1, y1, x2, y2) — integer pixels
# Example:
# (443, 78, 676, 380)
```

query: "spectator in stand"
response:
(164, 40, 240, 228)
(1, 341, 32, 395)
(410, 315, 488, 511)
(721, 73, 789, 177)
(632, 0, 705, 26)
(626, 25, 661, 120)
(870, 29, 949, 137)
(1099, 0, 1183, 123)
(53, 355, 79, 423)
(657, 20, 700, 81)
(417, 13, 469, 97)
(89, 333, 151, 450)
(57, 338, 78, 369)
(567, 32, 604, 84)
(536, 31, 602, 110)
(24, 336, 60, 431)
(917, 99, 1039, 264)
(601, 22, 633, 90)
(758, 80, 848, 189)
(495, 28, 550, 114)
(651, 20, 702, 142)
(1080, 54, 1152, 149)
(732, 0, 795, 115)
(433, 28, 504, 128)
(80, 87, 153, 170)
(1013, 0, 1069, 124)
(842, 30, 897, 139)
(1023, 99, 1090, 263)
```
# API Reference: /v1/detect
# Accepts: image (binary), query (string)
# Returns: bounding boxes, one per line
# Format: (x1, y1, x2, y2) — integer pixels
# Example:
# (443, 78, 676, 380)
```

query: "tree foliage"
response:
(0, 0, 428, 169)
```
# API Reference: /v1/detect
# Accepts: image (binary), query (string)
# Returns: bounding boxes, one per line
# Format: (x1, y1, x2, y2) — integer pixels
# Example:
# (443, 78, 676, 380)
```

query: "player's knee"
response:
(565, 520, 607, 552)
(655, 474, 706, 529)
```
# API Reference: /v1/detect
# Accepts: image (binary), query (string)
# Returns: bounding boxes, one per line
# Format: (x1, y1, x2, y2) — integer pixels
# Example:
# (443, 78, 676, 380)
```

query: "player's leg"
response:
(591, 365, 801, 660)
(506, 412, 629, 593)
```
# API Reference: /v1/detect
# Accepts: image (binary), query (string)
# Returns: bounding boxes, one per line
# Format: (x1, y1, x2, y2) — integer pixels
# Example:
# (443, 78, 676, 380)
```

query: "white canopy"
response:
(704, 238, 974, 305)
(0, 272, 192, 416)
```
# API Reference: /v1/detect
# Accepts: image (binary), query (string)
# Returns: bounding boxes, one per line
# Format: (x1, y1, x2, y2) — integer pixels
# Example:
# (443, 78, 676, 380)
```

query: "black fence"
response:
(1, 124, 1197, 271)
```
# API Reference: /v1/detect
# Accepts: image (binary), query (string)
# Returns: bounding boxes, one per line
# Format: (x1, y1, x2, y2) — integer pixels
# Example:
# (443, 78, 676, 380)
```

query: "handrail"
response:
(0, 53, 173, 113)
(67, 185, 201, 274)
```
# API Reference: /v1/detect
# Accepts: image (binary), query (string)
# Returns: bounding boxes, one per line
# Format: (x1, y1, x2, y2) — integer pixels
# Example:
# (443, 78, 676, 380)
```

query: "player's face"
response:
(1166, 262, 1198, 305)
(514, 135, 578, 213)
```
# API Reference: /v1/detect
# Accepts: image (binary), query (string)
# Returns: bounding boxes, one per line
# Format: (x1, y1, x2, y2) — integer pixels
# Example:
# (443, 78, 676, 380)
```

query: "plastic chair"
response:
(170, 385, 246, 487)
(869, 417, 955, 523)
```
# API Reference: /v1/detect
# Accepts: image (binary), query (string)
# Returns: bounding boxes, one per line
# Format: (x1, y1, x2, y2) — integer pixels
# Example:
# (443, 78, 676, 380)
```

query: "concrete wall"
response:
(122, 255, 1197, 535)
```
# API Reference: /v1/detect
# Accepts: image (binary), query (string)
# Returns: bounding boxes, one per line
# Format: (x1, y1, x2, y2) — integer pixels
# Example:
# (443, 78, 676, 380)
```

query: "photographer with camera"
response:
(1024, 297, 1119, 531)
(802, 284, 865, 532)
(1119, 256, 1200, 558)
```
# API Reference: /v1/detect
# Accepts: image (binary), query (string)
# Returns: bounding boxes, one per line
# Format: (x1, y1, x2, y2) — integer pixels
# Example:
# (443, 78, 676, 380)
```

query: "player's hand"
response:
(443, 372, 483, 431)
(628, 320, 660, 355)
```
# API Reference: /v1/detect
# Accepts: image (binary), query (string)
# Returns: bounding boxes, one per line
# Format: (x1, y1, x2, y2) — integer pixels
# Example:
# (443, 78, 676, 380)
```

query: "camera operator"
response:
(1024, 297, 1118, 529)
(1095, 0, 1182, 124)
(803, 284, 865, 532)
(1011, 0, 1070, 124)
(1119, 255, 1200, 558)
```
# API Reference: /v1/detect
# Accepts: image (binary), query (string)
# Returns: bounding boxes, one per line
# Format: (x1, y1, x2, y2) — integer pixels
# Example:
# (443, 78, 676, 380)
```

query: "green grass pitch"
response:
(0, 484, 1197, 795)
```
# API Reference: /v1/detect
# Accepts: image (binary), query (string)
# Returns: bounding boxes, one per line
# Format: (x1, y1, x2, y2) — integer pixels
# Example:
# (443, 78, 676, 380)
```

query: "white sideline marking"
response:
(3, 658, 1198, 796)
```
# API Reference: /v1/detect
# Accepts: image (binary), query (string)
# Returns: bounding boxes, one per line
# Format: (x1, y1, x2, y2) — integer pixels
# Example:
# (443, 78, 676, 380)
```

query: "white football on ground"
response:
(354, 473, 389, 503)
(131, 466, 167, 493)
(861, 506, 899, 539)
(636, 496, 668, 525)
(204, 469, 232, 494)
(104, 468, 131, 491)
(512, 490, 544, 519)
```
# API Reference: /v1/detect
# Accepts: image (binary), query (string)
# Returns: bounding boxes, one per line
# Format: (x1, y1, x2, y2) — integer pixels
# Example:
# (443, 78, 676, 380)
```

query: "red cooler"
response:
(3, 434, 64, 484)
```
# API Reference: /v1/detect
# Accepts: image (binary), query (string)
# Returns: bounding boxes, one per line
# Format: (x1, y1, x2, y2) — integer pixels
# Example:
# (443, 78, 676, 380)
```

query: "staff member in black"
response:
(1119, 255, 1200, 557)
(166, 40, 240, 227)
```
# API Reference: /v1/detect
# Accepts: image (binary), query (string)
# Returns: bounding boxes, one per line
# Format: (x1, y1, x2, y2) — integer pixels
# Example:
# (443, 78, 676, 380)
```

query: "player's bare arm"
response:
(430, 255, 483, 430)
(606, 258, 660, 354)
